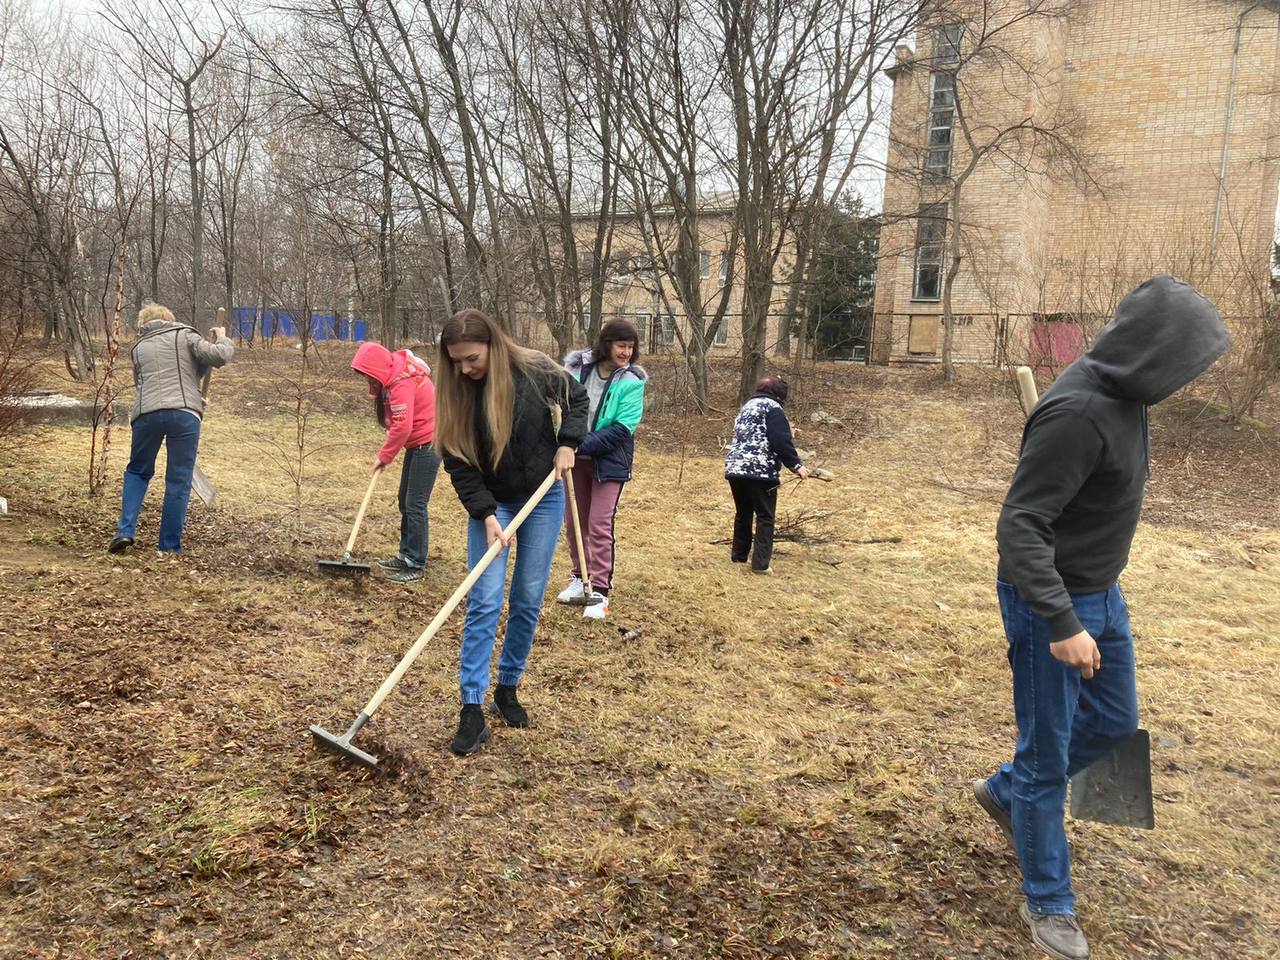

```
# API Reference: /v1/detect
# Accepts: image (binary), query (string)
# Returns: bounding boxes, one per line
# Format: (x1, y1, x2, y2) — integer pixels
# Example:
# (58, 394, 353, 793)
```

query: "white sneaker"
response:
(582, 593, 609, 620)
(557, 576, 585, 604)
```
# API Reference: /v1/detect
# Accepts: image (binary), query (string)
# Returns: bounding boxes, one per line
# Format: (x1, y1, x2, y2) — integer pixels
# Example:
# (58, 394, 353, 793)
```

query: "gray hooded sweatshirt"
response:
(130, 320, 235, 423)
(996, 275, 1230, 640)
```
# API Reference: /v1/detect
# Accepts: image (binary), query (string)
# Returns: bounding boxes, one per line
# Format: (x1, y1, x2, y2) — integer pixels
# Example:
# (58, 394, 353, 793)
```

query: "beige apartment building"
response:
(873, 1, 1280, 365)
(571, 196, 793, 355)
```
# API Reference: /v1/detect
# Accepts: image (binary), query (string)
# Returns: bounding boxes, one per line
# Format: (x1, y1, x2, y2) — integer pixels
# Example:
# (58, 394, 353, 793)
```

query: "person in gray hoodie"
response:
(971, 276, 1229, 960)
(108, 303, 234, 554)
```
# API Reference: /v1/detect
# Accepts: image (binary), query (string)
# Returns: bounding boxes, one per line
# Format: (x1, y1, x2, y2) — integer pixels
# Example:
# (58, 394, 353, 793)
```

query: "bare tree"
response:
(72, 75, 145, 494)
(102, 0, 232, 327)
(0, 6, 97, 379)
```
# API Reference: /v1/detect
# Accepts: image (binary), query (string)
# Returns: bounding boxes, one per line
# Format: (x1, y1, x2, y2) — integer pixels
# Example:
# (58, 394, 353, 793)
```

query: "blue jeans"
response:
(986, 579, 1139, 915)
(459, 481, 565, 705)
(398, 444, 440, 569)
(115, 410, 202, 552)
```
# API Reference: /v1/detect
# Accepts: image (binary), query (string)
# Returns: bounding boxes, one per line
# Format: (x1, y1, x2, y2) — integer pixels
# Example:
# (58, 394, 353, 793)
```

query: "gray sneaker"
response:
(386, 567, 424, 583)
(1019, 902, 1090, 960)
(971, 778, 1015, 850)
(377, 555, 410, 571)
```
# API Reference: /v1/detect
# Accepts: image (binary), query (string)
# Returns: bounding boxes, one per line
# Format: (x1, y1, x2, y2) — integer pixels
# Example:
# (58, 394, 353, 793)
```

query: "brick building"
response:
(872, 1, 1280, 365)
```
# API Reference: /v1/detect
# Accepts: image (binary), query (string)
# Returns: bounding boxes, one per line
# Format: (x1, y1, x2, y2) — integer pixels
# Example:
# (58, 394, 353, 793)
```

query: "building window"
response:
(713, 319, 728, 346)
(699, 250, 711, 279)
(925, 71, 955, 178)
(645, 310, 677, 347)
(912, 204, 946, 301)
(718, 254, 729, 287)
(635, 309, 653, 347)
(633, 253, 654, 276)
(934, 23, 961, 65)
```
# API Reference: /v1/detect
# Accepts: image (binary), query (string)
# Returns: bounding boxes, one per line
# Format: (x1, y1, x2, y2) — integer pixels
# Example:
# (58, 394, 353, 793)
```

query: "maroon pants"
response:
(563, 459, 625, 591)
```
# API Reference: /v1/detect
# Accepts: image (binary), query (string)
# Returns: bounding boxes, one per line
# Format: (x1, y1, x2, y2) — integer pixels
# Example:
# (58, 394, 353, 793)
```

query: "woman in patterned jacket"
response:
(723, 376, 809, 574)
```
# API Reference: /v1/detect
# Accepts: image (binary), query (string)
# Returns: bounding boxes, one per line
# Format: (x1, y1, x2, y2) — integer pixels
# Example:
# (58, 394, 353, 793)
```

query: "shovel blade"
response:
(191, 464, 216, 507)
(1069, 728, 1154, 829)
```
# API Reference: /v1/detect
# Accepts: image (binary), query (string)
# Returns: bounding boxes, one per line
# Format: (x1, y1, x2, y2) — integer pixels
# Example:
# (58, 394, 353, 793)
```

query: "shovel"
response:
(1013, 366, 1155, 829)
(190, 370, 216, 507)
(191, 308, 226, 507)
(560, 470, 604, 607)
(317, 468, 382, 578)
(1070, 729, 1155, 829)
(311, 468, 560, 769)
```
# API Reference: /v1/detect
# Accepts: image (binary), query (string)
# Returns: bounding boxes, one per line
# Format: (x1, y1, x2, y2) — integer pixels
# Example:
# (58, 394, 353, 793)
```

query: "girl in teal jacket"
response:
(557, 319, 649, 619)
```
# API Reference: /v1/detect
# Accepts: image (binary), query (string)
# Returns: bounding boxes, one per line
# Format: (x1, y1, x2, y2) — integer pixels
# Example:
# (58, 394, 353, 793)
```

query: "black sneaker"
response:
(386, 567, 424, 583)
(107, 536, 134, 554)
(450, 704, 490, 755)
(1019, 902, 1090, 960)
(376, 555, 409, 571)
(490, 684, 529, 728)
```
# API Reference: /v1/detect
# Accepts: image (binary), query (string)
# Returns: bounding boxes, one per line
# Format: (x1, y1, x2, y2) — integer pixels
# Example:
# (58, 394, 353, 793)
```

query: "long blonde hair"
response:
(434, 309, 569, 470)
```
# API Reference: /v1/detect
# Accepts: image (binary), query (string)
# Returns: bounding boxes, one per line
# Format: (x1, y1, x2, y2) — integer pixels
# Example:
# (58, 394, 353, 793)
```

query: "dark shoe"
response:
(386, 567, 424, 583)
(1019, 902, 1090, 960)
(450, 704, 490, 755)
(972, 778, 1015, 849)
(491, 684, 529, 728)
(107, 536, 134, 554)
(376, 555, 409, 571)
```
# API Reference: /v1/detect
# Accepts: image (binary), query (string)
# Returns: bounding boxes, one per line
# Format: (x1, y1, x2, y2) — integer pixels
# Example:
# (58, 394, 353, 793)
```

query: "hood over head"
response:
(1081, 274, 1230, 405)
(351, 341, 403, 388)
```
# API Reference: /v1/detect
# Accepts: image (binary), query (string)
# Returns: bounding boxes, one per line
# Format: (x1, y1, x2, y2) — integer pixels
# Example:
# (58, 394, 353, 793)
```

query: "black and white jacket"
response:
(724, 393, 803, 483)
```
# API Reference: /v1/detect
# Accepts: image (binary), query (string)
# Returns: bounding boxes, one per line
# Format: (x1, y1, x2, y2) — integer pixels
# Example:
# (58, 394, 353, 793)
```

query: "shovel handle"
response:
(344, 469, 382, 556)
(1015, 365, 1039, 418)
(564, 469, 593, 592)
(361, 468, 560, 719)
(200, 307, 226, 400)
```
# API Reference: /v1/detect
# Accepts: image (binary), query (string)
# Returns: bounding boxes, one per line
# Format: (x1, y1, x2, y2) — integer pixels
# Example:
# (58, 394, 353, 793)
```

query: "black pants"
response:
(398, 444, 441, 568)
(728, 477, 777, 571)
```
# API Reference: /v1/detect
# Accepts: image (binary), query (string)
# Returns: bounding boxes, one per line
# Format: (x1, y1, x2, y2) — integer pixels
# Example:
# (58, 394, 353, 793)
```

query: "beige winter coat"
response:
(129, 320, 234, 423)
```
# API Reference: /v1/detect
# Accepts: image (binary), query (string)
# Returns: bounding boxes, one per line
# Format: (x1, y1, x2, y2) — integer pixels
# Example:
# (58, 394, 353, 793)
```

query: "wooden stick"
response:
(342, 469, 382, 560)
(564, 469, 594, 594)
(1015, 365, 1040, 417)
(362, 469, 559, 718)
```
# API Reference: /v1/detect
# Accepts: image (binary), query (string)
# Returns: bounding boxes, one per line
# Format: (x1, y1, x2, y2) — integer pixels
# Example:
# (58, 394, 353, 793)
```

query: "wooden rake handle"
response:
(361, 468, 560, 719)
(343, 468, 383, 558)
(564, 469, 593, 592)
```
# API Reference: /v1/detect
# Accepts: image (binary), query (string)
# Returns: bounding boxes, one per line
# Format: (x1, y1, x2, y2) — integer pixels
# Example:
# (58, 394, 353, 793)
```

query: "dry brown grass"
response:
(0, 346, 1277, 959)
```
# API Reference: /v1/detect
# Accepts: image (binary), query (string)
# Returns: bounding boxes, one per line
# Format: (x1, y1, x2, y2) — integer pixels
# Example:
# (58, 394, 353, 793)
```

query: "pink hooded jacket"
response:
(351, 342, 436, 465)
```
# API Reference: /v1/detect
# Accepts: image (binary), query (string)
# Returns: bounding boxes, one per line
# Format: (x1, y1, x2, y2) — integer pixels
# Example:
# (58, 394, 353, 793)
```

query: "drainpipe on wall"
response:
(1211, 4, 1261, 262)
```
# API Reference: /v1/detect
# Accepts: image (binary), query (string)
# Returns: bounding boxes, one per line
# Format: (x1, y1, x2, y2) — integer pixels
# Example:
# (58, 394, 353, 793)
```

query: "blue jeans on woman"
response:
(398, 444, 440, 569)
(115, 409, 202, 552)
(985, 579, 1139, 916)
(459, 481, 565, 705)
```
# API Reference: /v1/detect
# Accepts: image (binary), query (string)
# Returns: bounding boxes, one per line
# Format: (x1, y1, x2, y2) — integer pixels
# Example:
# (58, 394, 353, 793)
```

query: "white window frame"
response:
(718, 253, 730, 287)
(699, 250, 711, 279)
(925, 71, 955, 178)
(912, 204, 946, 302)
(935, 23, 961, 65)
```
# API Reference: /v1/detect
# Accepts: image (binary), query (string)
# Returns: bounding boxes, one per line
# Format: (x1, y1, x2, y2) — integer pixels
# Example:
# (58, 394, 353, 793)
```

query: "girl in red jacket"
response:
(351, 342, 438, 583)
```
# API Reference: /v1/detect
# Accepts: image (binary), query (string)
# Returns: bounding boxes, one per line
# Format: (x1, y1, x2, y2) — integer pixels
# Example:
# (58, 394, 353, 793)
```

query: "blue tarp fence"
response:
(232, 307, 368, 343)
